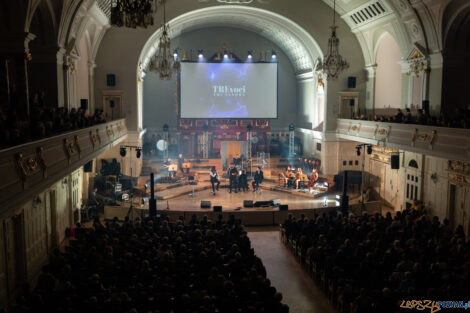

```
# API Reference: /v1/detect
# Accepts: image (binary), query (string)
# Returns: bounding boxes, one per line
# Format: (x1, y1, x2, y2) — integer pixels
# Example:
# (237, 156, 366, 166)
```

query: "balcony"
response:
(336, 119, 470, 162)
(0, 119, 127, 214)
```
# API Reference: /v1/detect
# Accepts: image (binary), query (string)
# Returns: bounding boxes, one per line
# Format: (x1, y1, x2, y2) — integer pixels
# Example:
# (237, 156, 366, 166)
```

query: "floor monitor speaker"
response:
(201, 201, 211, 209)
(243, 200, 254, 207)
(279, 205, 288, 211)
(254, 200, 274, 207)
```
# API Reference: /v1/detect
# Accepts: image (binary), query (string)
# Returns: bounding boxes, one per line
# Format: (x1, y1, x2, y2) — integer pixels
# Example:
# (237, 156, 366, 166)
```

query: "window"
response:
(343, 161, 347, 166)
(349, 161, 353, 166)
(355, 160, 359, 166)
(408, 159, 419, 169)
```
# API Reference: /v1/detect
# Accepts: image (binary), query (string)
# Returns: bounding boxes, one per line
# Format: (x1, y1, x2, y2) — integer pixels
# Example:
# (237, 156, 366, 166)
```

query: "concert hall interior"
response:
(1, 0, 470, 312)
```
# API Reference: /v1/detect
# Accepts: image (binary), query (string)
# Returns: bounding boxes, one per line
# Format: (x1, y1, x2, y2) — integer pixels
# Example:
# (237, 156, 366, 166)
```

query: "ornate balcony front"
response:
(336, 119, 470, 163)
(0, 119, 127, 214)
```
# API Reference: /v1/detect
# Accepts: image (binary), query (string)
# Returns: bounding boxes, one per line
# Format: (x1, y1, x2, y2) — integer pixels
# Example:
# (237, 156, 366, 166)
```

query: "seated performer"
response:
(295, 167, 303, 189)
(228, 163, 239, 193)
(238, 169, 248, 192)
(282, 165, 295, 187)
(209, 166, 220, 195)
(308, 169, 319, 193)
(252, 167, 264, 192)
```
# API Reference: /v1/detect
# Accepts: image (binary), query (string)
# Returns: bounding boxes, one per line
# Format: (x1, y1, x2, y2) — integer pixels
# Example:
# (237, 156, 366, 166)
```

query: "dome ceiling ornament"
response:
(315, 0, 349, 80)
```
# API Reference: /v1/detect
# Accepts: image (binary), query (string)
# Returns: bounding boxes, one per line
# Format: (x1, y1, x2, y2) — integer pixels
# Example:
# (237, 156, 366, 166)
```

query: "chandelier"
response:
(110, 0, 156, 28)
(149, 0, 181, 80)
(316, 0, 349, 80)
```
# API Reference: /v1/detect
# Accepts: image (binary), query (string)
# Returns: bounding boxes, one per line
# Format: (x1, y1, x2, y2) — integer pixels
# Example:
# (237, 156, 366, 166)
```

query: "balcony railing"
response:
(0, 119, 127, 214)
(336, 119, 470, 163)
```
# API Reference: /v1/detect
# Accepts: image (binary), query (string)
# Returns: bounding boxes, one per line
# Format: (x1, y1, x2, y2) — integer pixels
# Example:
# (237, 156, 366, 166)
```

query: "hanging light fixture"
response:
(110, 0, 156, 29)
(316, 0, 349, 80)
(149, 0, 181, 80)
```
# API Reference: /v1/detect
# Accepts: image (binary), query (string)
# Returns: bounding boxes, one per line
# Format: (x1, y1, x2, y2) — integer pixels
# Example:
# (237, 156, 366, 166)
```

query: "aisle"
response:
(247, 228, 335, 313)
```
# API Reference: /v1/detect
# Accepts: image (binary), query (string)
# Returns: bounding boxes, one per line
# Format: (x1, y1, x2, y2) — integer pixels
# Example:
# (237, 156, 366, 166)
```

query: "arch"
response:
(408, 159, 419, 169)
(374, 32, 402, 110)
(138, 6, 323, 78)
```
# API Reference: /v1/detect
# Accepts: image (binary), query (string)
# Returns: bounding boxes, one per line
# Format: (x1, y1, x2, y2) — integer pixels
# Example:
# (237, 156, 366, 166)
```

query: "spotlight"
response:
(247, 51, 253, 59)
(198, 50, 203, 59)
(173, 50, 178, 58)
(367, 144, 373, 155)
(136, 148, 142, 159)
(120, 147, 127, 157)
(224, 51, 228, 59)
(356, 146, 361, 156)
(272, 51, 277, 60)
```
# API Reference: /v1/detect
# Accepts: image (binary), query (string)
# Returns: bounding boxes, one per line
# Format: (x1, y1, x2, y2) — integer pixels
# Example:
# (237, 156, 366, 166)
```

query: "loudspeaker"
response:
(201, 201, 212, 209)
(349, 99, 355, 107)
(80, 99, 88, 111)
(107, 74, 116, 86)
(391, 154, 400, 169)
(84, 161, 93, 172)
(272, 199, 281, 206)
(243, 200, 254, 208)
(254, 200, 274, 207)
(213, 206, 222, 212)
(348, 76, 356, 89)
(422, 100, 429, 112)
(109, 100, 115, 108)
(279, 205, 288, 211)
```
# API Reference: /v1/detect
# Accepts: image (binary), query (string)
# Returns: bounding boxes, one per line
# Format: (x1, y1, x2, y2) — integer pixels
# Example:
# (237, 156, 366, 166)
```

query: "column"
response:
(364, 64, 377, 115)
(88, 62, 96, 113)
(296, 71, 315, 129)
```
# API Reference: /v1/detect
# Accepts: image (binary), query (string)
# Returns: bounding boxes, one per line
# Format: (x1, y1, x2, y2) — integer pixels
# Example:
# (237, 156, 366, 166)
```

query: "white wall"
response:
(374, 33, 402, 109)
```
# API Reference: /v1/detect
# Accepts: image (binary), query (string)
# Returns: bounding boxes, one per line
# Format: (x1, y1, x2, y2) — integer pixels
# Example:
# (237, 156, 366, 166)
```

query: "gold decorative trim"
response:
(96, 129, 101, 144)
(429, 130, 437, 145)
(15, 153, 41, 182)
(106, 126, 114, 138)
(449, 174, 470, 186)
(64, 138, 77, 158)
(411, 128, 418, 143)
(90, 131, 99, 148)
(74, 136, 81, 155)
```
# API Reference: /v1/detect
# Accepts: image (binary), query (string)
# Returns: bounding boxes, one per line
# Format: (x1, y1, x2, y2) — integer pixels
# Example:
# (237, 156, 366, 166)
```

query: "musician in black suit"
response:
(233, 153, 242, 167)
(177, 153, 185, 174)
(228, 163, 239, 193)
(252, 167, 264, 192)
(238, 169, 248, 192)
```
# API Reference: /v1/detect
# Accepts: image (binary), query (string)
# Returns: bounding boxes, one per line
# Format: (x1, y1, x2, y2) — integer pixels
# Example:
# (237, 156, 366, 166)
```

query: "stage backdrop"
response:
(180, 62, 278, 119)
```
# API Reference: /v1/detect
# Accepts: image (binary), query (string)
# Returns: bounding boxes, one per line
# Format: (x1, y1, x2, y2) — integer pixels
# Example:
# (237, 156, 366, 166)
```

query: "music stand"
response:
(188, 175, 197, 197)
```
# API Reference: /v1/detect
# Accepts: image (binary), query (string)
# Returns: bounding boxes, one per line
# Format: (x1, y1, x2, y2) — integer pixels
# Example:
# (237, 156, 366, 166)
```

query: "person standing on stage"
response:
(252, 166, 264, 192)
(177, 153, 185, 174)
(238, 169, 248, 192)
(209, 166, 220, 195)
(233, 153, 242, 168)
(228, 163, 238, 193)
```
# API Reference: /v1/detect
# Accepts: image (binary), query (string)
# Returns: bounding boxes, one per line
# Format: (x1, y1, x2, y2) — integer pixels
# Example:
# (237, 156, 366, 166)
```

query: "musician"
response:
(238, 169, 248, 192)
(308, 169, 319, 193)
(284, 165, 294, 187)
(233, 153, 242, 167)
(228, 163, 239, 193)
(295, 167, 303, 189)
(209, 166, 220, 195)
(163, 157, 175, 179)
(177, 153, 185, 174)
(252, 167, 264, 192)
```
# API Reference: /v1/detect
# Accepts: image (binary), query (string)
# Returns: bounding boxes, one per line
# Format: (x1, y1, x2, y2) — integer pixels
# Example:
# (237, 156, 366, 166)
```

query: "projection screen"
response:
(179, 62, 278, 119)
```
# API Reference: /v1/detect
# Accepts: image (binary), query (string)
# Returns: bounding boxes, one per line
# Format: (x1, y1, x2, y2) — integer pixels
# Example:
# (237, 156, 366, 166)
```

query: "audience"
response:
(282, 210, 470, 313)
(14, 215, 288, 313)
(0, 106, 106, 149)
(354, 108, 470, 129)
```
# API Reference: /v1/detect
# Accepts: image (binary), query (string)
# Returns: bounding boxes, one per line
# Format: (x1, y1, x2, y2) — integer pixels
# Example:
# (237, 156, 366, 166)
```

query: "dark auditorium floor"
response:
(247, 227, 335, 313)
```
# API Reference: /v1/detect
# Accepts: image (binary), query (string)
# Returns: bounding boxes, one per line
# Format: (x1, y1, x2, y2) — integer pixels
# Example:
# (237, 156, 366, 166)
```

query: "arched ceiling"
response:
(139, 6, 323, 75)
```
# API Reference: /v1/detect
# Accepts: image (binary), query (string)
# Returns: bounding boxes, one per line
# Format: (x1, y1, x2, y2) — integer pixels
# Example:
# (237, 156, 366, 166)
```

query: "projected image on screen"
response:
(180, 62, 278, 119)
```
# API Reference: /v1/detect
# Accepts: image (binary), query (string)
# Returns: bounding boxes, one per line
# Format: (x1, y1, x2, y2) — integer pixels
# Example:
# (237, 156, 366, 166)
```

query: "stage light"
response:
(120, 147, 127, 157)
(198, 50, 203, 59)
(356, 146, 361, 156)
(367, 144, 373, 155)
(272, 51, 277, 60)
(224, 51, 228, 59)
(247, 51, 252, 59)
(136, 148, 142, 159)
(173, 50, 178, 58)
